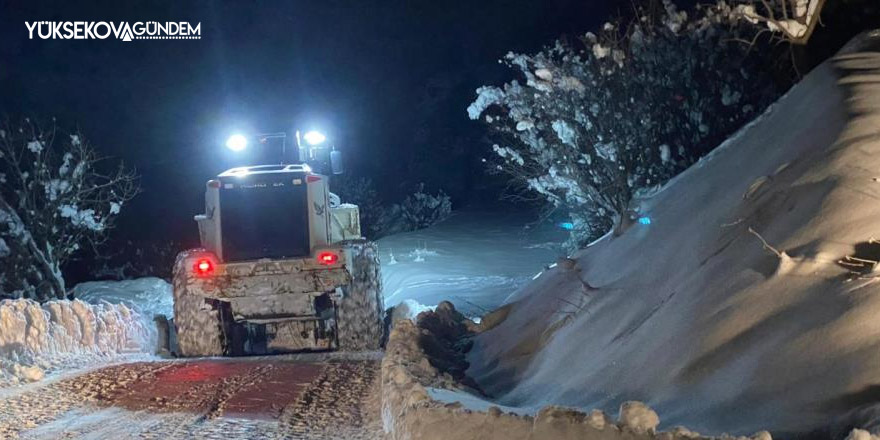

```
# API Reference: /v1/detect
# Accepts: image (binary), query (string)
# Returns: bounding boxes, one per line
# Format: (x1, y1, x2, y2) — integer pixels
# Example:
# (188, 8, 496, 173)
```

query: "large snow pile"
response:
(379, 211, 566, 318)
(468, 32, 880, 437)
(0, 298, 153, 386)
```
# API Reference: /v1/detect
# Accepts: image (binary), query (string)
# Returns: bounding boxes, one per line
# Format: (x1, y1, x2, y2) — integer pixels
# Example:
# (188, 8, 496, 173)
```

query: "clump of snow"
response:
(659, 144, 671, 163)
(26, 140, 43, 154)
(467, 86, 504, 120)
(0, 298, 153, 387)
(59, 204, 104, 231)
(515, 120, 534, 131)
(848, 429, 880, 440)
(493, 144, 525, 166)
(534, 68, 553, 81)
(391, 299, 436, 323)
(552, 120, 577, 147)
(618, 401, 660, 433)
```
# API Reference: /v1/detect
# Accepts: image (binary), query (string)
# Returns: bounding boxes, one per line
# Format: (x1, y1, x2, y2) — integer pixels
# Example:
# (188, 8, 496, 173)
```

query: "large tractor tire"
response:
(336, 241, 385, 350)
(172, 251, 224, 357)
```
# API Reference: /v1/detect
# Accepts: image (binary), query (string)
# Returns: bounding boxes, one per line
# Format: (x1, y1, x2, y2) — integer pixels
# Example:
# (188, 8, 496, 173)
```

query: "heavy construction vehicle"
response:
(168, 130, 384, 356)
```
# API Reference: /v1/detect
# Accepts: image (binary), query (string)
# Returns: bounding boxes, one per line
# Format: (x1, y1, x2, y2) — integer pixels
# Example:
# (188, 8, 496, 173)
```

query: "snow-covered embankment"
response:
(381, 303, 773, 440)
(0, 278, 170, 386)
(467, 31, 880, 437)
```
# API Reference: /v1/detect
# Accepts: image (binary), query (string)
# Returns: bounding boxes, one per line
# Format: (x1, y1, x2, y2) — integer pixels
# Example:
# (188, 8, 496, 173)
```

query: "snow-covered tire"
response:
(336, 241, 385, 351)
(172, 251, 224, 357)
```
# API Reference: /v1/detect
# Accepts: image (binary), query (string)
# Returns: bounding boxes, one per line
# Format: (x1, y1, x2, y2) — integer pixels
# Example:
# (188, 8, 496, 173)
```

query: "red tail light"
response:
(193, 258, 214, 276)
(317, 251, 338, 265)
(306, 175, 322, 183)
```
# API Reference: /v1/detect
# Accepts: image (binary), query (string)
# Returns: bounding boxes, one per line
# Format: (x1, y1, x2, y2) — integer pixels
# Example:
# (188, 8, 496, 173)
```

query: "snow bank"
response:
(468, 31, 880, 437)
(380, 306, 776, 440)
(0, 278, 168, 387)
(0, 298, 153, 386)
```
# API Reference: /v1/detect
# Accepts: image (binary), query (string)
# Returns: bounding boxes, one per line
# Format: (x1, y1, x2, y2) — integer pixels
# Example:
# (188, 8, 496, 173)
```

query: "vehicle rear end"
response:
(173, 244, 352, 355)
(171, 165, 384, 357)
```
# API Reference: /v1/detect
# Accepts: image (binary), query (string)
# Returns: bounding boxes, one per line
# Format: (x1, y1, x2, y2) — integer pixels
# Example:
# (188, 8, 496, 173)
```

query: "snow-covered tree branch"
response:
(730, 0, 826, 44)
(0, 119, 139, 301)
(469, 0, 780, 248)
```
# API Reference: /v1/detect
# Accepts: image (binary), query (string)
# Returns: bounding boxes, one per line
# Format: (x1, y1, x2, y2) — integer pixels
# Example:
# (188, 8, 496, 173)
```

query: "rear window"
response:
(220, 179, 310, 261)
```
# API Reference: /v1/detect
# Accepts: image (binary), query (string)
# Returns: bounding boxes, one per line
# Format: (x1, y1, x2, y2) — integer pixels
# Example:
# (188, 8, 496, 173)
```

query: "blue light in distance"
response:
(638, 216, 652, 225)
(559, 222, 575, 230)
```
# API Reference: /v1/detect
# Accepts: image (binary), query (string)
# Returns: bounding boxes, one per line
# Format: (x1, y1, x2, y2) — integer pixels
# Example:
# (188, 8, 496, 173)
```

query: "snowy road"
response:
(0, 210, 566, 439)
(0, 353, 384, 440)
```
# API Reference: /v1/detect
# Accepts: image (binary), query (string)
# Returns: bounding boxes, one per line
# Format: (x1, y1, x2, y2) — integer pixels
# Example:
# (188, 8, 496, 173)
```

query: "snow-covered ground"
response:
(468, 31, 880, 437)
(378, 210, 567, 317)
(0, 209, 564, 389)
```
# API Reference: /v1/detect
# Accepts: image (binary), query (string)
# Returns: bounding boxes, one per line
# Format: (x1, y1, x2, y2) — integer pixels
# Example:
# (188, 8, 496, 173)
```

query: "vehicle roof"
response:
(217, 163, 312, 178)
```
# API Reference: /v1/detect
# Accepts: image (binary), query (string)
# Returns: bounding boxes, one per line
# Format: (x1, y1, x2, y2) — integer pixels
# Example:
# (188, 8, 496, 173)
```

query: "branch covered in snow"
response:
(469, 0, 779, 248)
(0, 118, 140, 301)
(726, 0, 826, 44)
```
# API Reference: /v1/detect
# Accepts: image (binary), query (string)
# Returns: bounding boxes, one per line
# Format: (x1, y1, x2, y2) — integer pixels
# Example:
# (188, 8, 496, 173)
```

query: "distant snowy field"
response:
(73, 277, 173, 320)
(378, 210, 566, 317)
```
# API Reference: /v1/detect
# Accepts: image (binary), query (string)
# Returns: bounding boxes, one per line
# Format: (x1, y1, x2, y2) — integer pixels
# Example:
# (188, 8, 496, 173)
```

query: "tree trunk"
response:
(0, 194, 65, 301)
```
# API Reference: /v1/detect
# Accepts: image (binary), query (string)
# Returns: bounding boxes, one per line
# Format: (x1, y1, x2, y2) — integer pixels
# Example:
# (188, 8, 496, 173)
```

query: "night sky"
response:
(0, 1, 610, 253)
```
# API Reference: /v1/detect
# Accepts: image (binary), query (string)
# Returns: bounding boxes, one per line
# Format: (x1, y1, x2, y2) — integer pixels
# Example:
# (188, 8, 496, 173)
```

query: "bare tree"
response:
(0, 118, 139, 301)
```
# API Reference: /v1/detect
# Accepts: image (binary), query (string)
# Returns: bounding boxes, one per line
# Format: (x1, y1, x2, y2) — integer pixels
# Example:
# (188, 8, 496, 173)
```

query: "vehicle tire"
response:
(172, 251, 225, 357)
(336, 241, 385, 351)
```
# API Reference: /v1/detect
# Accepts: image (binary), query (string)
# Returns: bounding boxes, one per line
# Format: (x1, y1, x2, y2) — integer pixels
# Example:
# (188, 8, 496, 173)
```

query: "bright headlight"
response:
(226, 134, 248, 151)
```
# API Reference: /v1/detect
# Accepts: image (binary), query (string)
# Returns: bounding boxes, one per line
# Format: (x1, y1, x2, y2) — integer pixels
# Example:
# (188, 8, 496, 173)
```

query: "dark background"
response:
(0, 1, 612, 251)
(1, 1, 876, 283)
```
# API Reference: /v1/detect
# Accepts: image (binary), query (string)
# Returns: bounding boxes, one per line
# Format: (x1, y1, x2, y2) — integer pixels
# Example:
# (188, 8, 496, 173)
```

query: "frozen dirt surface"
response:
(379, 210, 567, 317)
(0, 353, 384, 439)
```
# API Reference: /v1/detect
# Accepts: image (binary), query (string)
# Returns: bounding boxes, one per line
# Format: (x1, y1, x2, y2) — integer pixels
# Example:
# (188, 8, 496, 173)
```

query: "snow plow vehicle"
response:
(168, 131, 384, 357)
